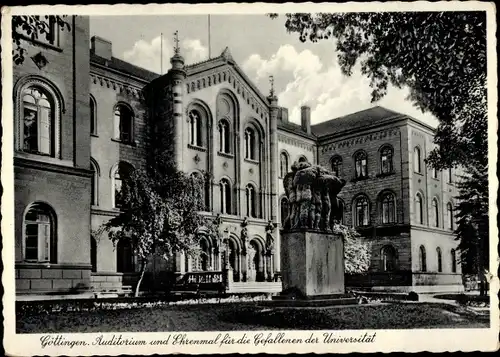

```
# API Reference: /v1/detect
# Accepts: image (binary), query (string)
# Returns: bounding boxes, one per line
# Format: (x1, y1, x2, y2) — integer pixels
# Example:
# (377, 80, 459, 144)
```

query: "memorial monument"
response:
(276, 161, 353, 304)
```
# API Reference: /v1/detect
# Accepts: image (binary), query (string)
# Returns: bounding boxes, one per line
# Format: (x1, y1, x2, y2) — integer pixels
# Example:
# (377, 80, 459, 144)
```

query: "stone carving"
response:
(240, 217, 248, 255)
(265, 220, 275, 254)
(282, 161, 346, 232)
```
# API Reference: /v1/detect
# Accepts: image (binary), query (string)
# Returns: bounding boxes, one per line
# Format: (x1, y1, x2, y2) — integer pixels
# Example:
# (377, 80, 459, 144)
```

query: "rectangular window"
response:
(15, 16, 59, 47)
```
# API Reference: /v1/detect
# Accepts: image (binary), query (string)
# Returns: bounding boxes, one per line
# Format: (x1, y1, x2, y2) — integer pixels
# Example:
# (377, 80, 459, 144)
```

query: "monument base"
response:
(280, 230, 345, 298)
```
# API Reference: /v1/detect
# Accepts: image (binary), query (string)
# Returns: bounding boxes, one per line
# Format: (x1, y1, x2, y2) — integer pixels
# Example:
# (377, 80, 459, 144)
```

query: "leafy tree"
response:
(12, 16, 72, 65)
(96, 157, 209, 297)
(454, 164, 490, 294)
(333, 224, 371, 274)
(271, 12, 489, 288)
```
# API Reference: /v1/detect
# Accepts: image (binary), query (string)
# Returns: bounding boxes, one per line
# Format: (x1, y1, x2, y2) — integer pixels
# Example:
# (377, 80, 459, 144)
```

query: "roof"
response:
(311, 106, 406, 138)
(277, 120, 317, 140)
(90, 52, 160, 83)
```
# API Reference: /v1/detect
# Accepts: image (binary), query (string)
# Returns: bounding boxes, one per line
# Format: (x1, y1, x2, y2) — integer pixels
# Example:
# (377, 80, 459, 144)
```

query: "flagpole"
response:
(160, 32, 163, 74)
(208, 15, 211, 59)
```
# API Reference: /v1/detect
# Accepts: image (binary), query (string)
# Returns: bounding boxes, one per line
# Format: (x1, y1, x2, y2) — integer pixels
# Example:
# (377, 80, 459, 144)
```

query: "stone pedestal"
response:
(280, 230, 345, 297)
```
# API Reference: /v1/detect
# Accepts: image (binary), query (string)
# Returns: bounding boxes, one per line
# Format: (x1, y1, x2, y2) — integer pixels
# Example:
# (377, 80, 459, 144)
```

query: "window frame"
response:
(16, 80, 62, 159)
(354, 151, 368, 179)
(22, 202, 57, 263)
(90, 94, 97, 136)
(381, 192, 396, 224)
(331, 155, 342, 177)
(113, 103, 135, 144)
(414, 146, 422, 173)
(279, 151, 289, 178)
(380, 145, 394, 175)
(419, 245, 427, 272)
(354, 195, 370, 227)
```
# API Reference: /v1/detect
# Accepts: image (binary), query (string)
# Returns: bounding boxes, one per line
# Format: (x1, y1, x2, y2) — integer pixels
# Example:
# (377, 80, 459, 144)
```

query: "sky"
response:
(90, 15, 438, 127)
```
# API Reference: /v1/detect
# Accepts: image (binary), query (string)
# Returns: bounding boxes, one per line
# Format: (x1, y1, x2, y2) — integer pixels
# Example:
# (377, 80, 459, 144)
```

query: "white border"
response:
(2, 2, 499, 355)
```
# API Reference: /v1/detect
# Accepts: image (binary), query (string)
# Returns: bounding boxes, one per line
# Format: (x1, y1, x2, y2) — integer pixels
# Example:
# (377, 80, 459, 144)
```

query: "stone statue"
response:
(240, 217, 248, 255)
(282, 161, 346, 232)
(265, 220, 275, 254)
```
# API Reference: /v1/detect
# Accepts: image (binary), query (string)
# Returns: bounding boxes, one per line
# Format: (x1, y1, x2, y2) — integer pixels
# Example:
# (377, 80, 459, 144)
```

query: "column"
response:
(237, 249, 242, 281)
(262, 252, 267, 282)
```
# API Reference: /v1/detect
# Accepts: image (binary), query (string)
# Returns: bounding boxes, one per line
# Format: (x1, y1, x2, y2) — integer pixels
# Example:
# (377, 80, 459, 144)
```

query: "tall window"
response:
(114, 104, 133, 143)
(414, 147, 422, 173)
(218, 119, 230, 153)
(113, 162, 134, 209)
(337, 199, 345, 224)
(90, 159, 99, 206)
(331, 156, 342, 177)
(280, 152, 289, 178)
(21, 86, 54, 156)
(280, 197, 289, 226)
(90, 95, 97, 135)
(23, 202, 56, 263)
(381, 245, 397, 272)
(448, 168, 453, 183)
(90, 236, 97, 272)
(451, 249, 457, 273)
(354, 196, 370, 226)
(190, 172, 207, 211)
(220, 178, 231, 214)
(354, 151, 368, 179)
(381, 192, 396, 224)
(436, 247, 443, 272)
(419, 245, 427, 272)
(380, 146, 393, 174)
(117, 240, 135, 273)
(432, 167, 438, 179)
(415, 193, 424, 224)
(246, 184, 257, 218)
(244, 128, 257, 160)
(298, 156, 308, 163)
(432, 198, 439, 227)
(447, 203, 454, 230)
(188, 110, 202, 147)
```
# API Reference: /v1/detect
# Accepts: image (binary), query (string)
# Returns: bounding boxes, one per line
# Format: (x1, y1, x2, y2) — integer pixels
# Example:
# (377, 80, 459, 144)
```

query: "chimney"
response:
(278, 107, 289, 123)
(301, 106, 311, 134)
(91, 36, 112, 60)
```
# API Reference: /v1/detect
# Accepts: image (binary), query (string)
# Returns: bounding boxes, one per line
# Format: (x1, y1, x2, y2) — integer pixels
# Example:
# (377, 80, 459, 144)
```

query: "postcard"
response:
(1, 2, 498, 356)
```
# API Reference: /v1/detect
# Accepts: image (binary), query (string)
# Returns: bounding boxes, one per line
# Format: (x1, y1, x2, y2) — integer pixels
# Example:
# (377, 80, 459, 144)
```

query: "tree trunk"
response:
(135, 260, 147, 298)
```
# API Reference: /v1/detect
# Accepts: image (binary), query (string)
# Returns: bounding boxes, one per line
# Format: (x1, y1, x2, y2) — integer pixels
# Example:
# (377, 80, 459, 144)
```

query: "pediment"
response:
(185, 54, 270, 122)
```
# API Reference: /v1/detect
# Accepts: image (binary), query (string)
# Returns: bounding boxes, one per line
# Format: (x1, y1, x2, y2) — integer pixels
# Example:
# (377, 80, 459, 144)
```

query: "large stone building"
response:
(12, 16, 463, 298)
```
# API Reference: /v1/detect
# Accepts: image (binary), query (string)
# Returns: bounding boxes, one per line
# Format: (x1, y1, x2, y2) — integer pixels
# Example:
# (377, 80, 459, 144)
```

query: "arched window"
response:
(219, 178, 231, 214)
(415, 193, 424, 224)
(114, 104, 134, 143)
(280, 152, 289, 178)
(331, 156, 342, 177)
(381, 192, 396, 224)
(298, 156, 308, 163)
(354, 196, 370, 227)
(436, 247, 443, 272)
(190, 172, 207, 211)
(414, 147, 422, 173)
(432, 198, 439, 227)
(354, 151, 368, 179)
(244, 128, 257, 160)
(280, 197, 289, 226)
(218, 119, 230, 153)
(188, 110, 202, 147)
(90, 236, 97, 272)
(112, 162, 134, 209)
(451, 249, 457, 273)
(381, 245, 397, 272)
(419, 245, 427, 272)
(90, 158, 99, 206)
(117, 240, 135, 273)
(90, 95, 97, 135)
(23, 202, 57, 263)
(432, 167, 438, 179)
(246, 184, 257, 218)
(447, 202, 454, 230)
(20, 86, 55, 156)
(380, 146, 393, 174)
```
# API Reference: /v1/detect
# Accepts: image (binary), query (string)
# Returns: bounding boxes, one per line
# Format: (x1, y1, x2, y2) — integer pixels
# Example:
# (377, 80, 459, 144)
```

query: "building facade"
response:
(12, 16, 463, 297)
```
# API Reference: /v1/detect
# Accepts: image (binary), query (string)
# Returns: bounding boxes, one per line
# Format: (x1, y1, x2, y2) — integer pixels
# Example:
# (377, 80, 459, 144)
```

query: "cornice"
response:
(90, 72, 144, 100)
(319, 127, 401, 155)
(278, 134, 315, 152)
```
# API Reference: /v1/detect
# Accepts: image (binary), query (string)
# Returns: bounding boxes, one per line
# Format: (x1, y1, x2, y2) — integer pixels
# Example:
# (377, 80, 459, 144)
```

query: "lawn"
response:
(17, 301, 490, 333)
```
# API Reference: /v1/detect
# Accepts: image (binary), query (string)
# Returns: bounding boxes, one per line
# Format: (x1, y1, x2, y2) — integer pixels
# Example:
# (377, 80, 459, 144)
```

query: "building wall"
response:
(13, 16, 93, 294)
